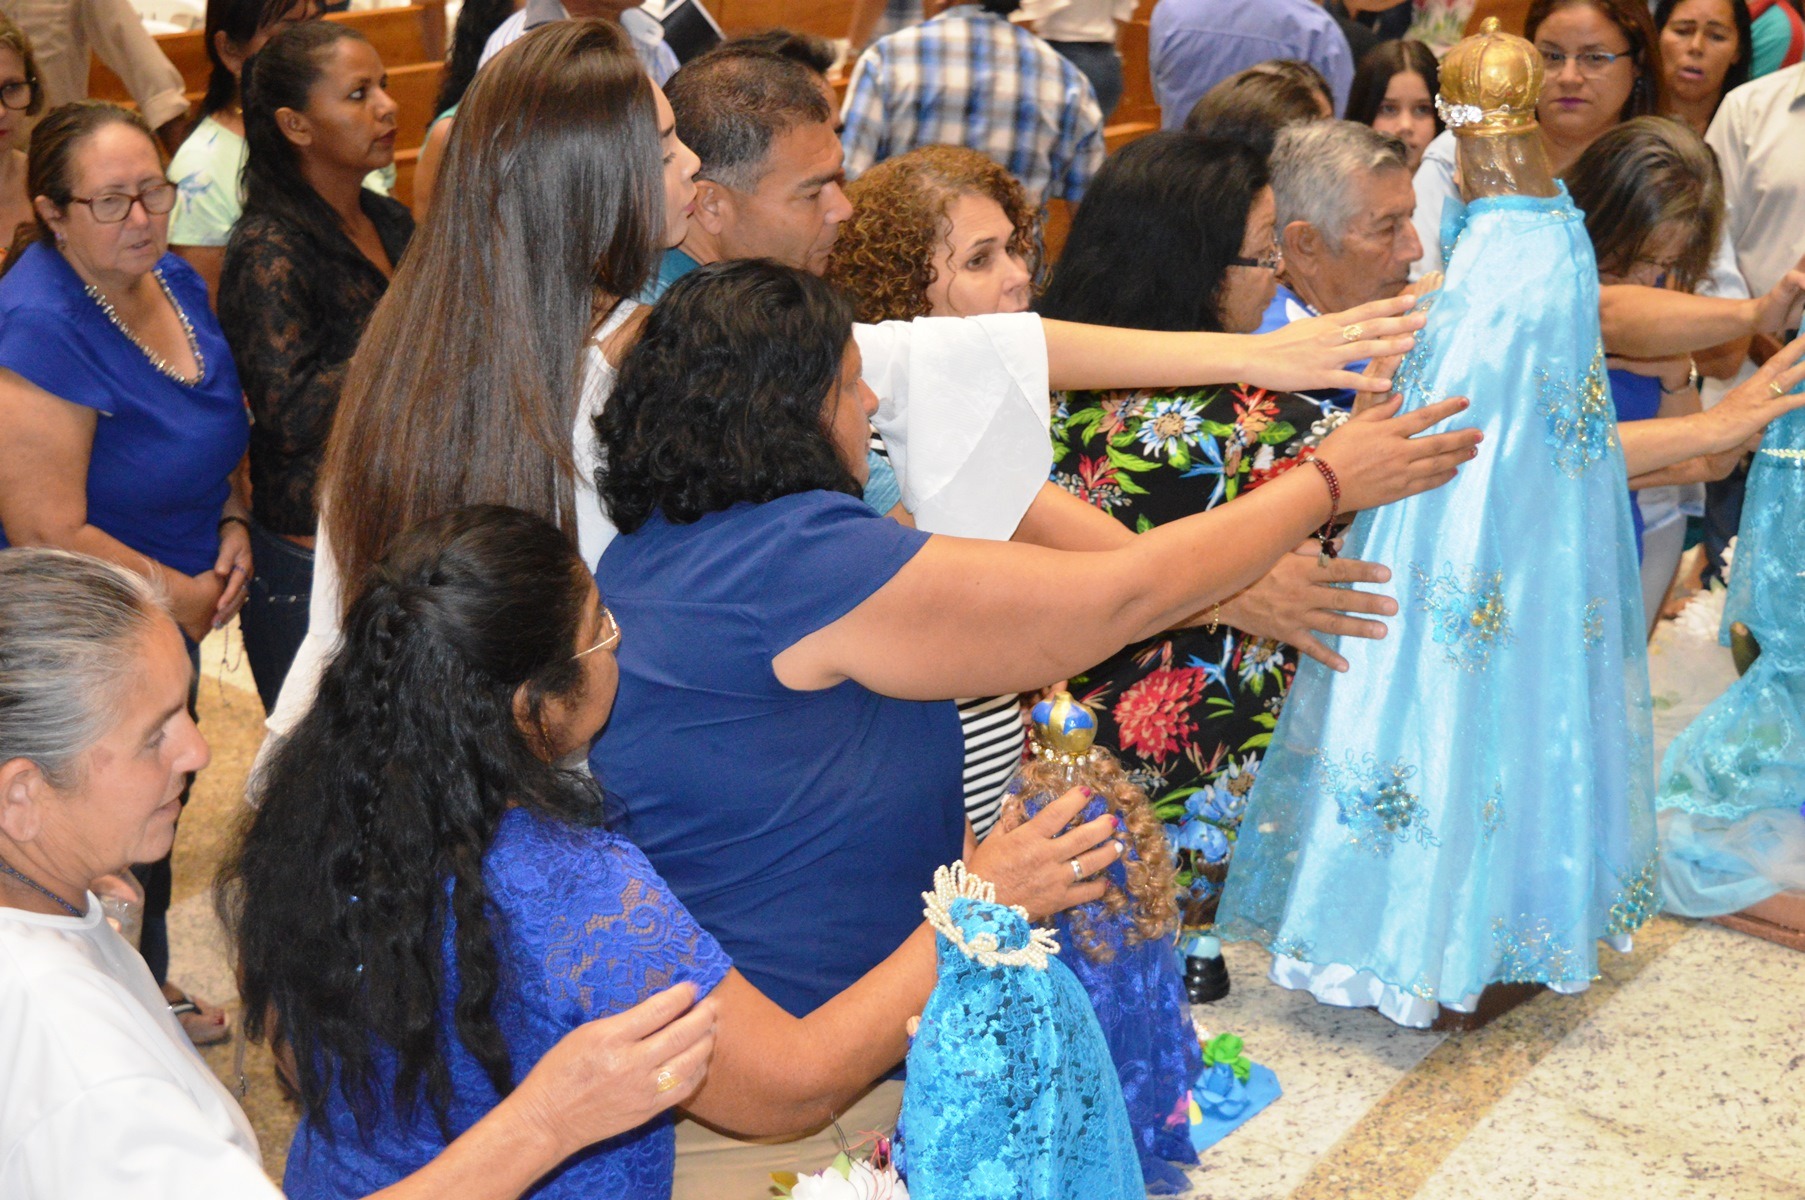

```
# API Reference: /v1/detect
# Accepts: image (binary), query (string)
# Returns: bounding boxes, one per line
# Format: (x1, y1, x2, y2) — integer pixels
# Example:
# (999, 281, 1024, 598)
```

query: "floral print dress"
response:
(1051, 384, 1343, 927)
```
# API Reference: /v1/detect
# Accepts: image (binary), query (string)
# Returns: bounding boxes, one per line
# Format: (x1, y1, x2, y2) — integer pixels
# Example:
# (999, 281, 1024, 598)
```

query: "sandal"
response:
(162, 982, 231, 1047)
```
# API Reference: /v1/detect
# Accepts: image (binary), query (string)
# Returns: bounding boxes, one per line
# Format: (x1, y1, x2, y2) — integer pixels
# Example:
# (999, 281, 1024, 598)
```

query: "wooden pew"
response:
(89, 0, 446, 105)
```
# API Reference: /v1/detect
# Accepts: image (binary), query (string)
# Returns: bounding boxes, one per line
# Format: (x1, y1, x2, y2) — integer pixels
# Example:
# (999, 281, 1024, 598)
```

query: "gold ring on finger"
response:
(1772, 380, 1789, 398)
(656, 1069, 680, 1094)
(1341, 324, 1364, 342)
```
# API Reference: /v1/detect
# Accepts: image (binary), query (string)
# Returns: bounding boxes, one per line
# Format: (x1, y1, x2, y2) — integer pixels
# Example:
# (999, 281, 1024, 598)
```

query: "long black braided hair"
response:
(219, 505, 605, 1134)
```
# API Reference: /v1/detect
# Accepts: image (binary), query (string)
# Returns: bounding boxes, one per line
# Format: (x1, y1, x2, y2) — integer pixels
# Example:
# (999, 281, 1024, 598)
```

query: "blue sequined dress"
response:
(1019, 787, 1201, 1194)
(1657, 401, 1805, 916)
(1215, 188, 1659, 1027)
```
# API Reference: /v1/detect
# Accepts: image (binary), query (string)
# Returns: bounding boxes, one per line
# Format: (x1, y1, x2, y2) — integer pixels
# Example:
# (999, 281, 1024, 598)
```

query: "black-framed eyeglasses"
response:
(0, 80, 33, 111)
(1538, 47, 1630, 75)
(68, 182, 178, 223)
(1228, 244, 1283, 272)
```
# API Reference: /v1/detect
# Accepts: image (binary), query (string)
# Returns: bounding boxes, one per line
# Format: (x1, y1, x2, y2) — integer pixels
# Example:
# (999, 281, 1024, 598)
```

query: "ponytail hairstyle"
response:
(2, 101, 154, 277)
(221, 505, 605, 1134)
(201, 0, 314, 118)
(240, 21, 368, 265)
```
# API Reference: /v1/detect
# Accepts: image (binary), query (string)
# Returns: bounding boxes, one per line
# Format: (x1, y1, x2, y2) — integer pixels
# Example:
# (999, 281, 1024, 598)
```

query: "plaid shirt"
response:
(840, 5, 1106, 204)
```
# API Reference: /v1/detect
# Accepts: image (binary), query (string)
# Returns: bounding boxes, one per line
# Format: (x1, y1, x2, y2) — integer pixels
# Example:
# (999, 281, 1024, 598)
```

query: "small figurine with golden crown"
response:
(999, 691, 1203, 1195)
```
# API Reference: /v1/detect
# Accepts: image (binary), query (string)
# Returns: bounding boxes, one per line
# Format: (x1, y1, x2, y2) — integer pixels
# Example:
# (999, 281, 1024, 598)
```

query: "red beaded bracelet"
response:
(1308, 456, 1340, 566)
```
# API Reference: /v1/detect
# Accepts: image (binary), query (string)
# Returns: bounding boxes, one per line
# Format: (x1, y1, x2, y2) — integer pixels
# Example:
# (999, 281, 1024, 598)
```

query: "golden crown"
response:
(1436, 17, 1544, 137)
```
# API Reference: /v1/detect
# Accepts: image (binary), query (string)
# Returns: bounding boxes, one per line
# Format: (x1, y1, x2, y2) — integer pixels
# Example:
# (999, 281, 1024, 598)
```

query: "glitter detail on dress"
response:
(1412, 564, 1514, 670)
(1606, 853, 1659, 937)
(1318, 752, 1439, 854)
(1537, 349, 1616, 478)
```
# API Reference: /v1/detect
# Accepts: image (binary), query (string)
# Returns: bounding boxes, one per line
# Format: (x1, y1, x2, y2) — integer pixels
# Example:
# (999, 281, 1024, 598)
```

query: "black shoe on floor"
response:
(1185, 953, 1230, 1004)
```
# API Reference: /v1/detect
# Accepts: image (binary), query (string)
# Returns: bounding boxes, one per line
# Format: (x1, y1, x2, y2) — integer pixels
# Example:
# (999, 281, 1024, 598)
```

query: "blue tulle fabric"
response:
(899, 895, 1144, 1200)
(1656, 400, 1805, 916)
(1018, 788, 1201, 1194)
(1215, 189, 1659, 1024)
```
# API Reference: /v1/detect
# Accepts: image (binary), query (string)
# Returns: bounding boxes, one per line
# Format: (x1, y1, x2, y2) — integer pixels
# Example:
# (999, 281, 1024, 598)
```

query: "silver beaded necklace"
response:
(84, 268, 205, 386)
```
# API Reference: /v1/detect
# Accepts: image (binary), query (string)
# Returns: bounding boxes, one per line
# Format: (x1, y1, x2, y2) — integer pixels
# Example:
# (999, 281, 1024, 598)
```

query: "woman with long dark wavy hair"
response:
(216, 21, 409, 713)
(227, 503, 1117, 1198)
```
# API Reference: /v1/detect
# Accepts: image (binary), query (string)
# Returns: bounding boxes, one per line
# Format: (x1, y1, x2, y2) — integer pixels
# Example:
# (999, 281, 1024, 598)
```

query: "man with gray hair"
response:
(1257, 120, 1422, 406)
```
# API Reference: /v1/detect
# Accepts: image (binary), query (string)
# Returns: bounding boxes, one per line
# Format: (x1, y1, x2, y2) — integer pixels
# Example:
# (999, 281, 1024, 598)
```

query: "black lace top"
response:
(218, 191, 413, 536)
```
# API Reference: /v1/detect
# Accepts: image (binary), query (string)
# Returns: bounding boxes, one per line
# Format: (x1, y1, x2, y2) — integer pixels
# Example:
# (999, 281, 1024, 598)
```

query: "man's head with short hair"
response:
(665, 49, 851, 273)
(1269, 120, 1420, 313)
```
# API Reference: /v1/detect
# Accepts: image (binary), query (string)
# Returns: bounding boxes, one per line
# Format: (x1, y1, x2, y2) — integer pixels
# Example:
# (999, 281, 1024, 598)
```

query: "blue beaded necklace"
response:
(0, 857, 85, 918)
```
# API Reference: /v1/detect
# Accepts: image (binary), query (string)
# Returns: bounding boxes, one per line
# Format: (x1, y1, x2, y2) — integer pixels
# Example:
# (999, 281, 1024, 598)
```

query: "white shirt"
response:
(476, 0, 678, 83)
(1019, 0, 1137, 44)
(257, 313, 1054, 774)
(0, 901, 278, 1200)
(1704, 64, 1805, 401)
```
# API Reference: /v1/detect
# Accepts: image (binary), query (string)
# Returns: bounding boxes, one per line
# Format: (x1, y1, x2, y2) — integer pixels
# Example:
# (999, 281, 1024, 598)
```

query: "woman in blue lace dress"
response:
(227, 504, 1116, 1200)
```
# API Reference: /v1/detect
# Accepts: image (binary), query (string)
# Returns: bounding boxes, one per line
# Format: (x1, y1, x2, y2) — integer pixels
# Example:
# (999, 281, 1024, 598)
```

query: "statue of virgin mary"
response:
(1215, 19, 1659, 1027)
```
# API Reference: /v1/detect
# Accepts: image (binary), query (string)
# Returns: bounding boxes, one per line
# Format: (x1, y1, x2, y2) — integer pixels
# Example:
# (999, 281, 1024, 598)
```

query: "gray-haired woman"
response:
(0, 547, 716, 1199)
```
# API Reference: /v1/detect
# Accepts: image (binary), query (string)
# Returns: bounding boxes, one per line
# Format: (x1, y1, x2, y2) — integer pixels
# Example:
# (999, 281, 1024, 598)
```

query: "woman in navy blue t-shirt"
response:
(591, 260, 1481, 1187)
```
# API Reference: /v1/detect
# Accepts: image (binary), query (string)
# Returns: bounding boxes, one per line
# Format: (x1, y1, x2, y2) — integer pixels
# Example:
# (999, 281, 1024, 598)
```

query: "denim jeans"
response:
(1046, 39, 1124, 121)
(240, 520, 316, 714)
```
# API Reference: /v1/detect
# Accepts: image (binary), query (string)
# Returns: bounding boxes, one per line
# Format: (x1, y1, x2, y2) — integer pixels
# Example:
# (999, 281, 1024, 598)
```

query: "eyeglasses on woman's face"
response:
(1228, 242, 1284, 272)
(573, 605, 621, 659)
(67, 182, 178, 224)
(0, 80, 33, 111)
(1537, 46, 1631, 76)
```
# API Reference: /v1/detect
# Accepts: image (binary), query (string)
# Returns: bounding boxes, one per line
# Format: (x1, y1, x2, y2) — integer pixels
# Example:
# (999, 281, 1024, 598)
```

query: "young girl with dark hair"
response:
(215, 21, 407, 713)
(1346, 39, 1443, 171)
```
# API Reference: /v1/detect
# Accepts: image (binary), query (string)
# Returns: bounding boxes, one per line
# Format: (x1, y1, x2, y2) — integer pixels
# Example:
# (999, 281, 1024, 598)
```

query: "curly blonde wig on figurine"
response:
(826, 145, 1041, 323)
(1000, 749, 1181, 964)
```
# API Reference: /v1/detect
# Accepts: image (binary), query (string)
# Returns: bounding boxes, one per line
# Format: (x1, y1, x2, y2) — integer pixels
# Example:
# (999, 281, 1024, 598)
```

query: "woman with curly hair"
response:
(826, 144, 1038, 323)
(825, 146, 1041, 834)
(1038, 131, 1378, 1006)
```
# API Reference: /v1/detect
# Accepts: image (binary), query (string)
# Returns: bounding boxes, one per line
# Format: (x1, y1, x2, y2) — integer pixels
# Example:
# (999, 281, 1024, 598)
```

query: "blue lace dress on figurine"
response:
(1008, 692, 1200, 1194)
(899, 864, 1144, 1200)
(1657, 399, 1805, 916)
(1215, 187, 1658, 1027)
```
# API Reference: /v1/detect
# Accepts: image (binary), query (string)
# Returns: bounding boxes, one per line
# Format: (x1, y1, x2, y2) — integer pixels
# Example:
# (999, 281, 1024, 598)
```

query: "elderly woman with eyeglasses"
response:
(0, 101, 253, 1046)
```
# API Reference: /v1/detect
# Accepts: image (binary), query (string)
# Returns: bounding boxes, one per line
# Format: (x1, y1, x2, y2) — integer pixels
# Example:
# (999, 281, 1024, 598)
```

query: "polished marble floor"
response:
(169, 588, 1804, 1197)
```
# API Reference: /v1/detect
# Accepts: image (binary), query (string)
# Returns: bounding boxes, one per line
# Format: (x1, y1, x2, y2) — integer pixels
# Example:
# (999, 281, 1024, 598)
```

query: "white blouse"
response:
(0, 901, 278, 1199)
(257, 311, 1053, 773)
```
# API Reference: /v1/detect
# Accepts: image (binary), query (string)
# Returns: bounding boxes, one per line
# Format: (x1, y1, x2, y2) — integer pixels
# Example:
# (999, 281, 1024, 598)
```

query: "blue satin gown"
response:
(1215, 188, 1659, 1026)
(1657, 401, 1805, 916)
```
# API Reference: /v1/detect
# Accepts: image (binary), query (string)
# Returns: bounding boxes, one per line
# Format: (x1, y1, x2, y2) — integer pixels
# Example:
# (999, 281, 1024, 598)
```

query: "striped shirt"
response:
(869, 431, 1024, 834)
(840, 5, 1106, 205)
